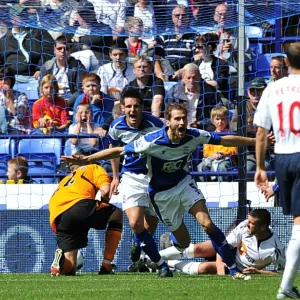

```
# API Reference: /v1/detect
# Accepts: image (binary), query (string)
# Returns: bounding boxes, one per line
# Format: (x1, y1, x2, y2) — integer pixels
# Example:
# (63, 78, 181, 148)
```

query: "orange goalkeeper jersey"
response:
(49, 164, 111, 233)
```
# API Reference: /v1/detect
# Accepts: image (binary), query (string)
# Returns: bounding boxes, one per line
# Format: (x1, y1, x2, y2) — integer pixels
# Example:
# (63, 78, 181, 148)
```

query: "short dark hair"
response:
(271, 55, 287, 68)
(55, 36, 71, 46)
(109, 38, 128, 54)
(195, 32, 219, 52)
(120, 88, 143, 106)
(287, 42, 300, 70)
(0, 66, 16, 88)
(250, 209, 271, 227)
(164, 103, 187, 121)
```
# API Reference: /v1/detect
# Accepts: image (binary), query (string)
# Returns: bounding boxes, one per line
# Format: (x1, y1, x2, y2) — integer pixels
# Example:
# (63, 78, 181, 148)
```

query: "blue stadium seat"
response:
(18, 139, 62, 184)
(64, 139, 72, 156)
(64, 137, 110, 156)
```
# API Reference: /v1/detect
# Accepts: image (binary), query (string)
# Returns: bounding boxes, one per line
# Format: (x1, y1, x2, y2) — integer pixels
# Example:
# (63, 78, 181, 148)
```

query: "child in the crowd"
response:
(197, 106, 237, 182)
(68, 103, 100, 155)
(0, 66, 31, 134)
(72, 73, 114, 127)
(124, 17, 148, 64)
(32, 75, 71, 134)
(6, 156, 35, 184)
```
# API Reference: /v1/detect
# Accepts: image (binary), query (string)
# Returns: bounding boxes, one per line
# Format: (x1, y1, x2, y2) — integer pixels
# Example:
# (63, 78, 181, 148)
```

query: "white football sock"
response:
(159, 246, 184, 260)
(182, 243, 195, 259)
(168, 260, 200, 275)
(159, 244, 195, 260)
(280, 225, 300, 291)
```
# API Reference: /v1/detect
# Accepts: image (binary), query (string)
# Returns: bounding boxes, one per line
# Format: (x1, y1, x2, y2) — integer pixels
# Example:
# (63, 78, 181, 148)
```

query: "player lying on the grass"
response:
(146, 209, 285, 275)
(49, 163, 123, 276)
(62, 103, 275, 280)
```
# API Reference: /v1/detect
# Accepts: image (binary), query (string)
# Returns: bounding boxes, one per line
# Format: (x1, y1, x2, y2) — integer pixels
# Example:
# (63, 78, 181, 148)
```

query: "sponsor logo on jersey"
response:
(162, 160, 185, 172)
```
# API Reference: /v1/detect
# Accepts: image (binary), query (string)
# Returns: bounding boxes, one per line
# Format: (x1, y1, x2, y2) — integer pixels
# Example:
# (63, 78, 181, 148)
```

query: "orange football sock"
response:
(102, 226, 122, 268)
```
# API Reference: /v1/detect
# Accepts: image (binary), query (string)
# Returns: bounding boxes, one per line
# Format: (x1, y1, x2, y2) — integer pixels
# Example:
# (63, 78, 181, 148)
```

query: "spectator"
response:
(0, 67, 31, 134)
(166, 63, 222, 130)
(68, 103, 100, 155)
(88, 0, 126, 34)
(269, 55, 289, 83)
(0, 6, 54, 77)
(133, 0, 156, 44)
(197, 106, 237, 182)
(32, 74, 71, 134)
(124, 17, 148, 64)
(97, 39, 135, 102)
(39, 36, 87, 108)
(70, 0, 113, 68)
(6, 156, 35, 184)
(213, 4, 252, 70)
(230, 77, 274, 171)
(124, 55, 165, 117)
(193, 32, 230, 102)
(73, 73, 114, 127)
(190, 0, 226, 26)
(156, 5, 196, 72)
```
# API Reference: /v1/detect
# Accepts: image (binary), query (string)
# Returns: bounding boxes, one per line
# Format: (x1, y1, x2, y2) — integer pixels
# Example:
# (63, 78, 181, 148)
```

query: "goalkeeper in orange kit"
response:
(49, 163, 122, 276)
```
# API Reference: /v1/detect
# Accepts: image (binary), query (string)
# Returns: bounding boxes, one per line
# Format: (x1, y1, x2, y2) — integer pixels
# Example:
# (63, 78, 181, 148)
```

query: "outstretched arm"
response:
(61, 146, 125, 165)
(220, 135, 256, 147)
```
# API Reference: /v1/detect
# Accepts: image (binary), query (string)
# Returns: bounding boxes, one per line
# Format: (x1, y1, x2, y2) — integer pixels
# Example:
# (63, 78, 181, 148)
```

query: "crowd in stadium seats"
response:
(0, 0, 289, 182)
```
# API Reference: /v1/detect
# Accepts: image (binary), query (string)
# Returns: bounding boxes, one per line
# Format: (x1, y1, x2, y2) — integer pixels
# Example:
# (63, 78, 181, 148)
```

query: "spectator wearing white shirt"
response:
(88, 0, 126, 34)
(97, 39, 135, 102)
(134, 0, 156, 44)
(39, 36, 87, 108)
(69, 103, 100, 155)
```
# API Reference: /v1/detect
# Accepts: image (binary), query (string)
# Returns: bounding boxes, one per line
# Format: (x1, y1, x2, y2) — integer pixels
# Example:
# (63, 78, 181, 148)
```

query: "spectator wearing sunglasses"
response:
(39, 36, 87, 108)
(155, 5, 196, 73)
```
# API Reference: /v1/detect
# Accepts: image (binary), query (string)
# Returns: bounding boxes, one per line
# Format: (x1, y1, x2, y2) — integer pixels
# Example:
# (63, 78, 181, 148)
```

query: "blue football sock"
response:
(209, 226, 238, 275)
(135, 230, 162, 264)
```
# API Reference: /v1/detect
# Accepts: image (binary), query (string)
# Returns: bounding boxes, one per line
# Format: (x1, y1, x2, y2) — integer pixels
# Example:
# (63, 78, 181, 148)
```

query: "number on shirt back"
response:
(277, 101, 300, 136)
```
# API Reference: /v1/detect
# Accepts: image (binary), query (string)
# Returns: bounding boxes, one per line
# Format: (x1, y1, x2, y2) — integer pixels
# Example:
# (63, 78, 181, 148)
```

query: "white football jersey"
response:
(226, 220, 285, 271)
(253, 75, 300, 154)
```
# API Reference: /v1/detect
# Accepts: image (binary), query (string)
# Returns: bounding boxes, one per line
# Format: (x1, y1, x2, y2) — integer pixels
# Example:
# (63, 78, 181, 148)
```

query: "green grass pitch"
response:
(1, 273, 300, 300)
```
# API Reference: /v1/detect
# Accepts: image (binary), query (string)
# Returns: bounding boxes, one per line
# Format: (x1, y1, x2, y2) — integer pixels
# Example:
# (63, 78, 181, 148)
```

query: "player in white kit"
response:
(152, 209, 285, 276)
(254, 42, 300, 298)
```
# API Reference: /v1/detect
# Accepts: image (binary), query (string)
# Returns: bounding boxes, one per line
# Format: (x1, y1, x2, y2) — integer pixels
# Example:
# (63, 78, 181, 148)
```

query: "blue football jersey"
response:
(108, 113, 164, 175)
(124, 127, 222, 191)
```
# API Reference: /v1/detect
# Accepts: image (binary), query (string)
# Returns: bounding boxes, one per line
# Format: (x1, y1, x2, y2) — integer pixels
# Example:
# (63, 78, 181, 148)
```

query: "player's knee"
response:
(200, 219, 214, 233)
(129, 218, 144, 234)
(197, 264, 207, 274)
(110, 207, 123, 224)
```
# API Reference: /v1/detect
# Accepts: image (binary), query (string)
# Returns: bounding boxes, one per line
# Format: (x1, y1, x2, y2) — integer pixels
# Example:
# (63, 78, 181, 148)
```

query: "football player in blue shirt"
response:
(65, 88, 172, 277)
(63, 103, 271, 280)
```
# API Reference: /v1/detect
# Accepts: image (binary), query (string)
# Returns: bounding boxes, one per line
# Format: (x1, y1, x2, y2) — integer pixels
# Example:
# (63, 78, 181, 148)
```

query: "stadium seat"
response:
(13, 75, 39, 100)
(71, 50, 100, 73)
(64, 137, 110, 156)
(18, 139, 62, 184)
(246, 26, 264, 55)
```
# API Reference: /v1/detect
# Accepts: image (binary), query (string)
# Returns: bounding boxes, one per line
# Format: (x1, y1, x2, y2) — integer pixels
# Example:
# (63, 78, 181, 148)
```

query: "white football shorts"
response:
(118, 172, 157, 216)
(150, 175, 205, 231)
